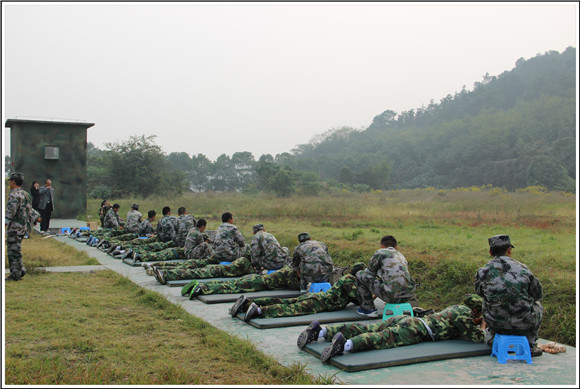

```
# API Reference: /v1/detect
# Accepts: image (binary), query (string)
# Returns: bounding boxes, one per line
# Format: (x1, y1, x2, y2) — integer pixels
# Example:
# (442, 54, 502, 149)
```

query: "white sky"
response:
(2, 1, 578, 161)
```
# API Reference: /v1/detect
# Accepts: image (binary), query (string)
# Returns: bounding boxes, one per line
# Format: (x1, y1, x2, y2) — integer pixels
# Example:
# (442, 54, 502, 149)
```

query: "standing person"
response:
(291, 233, 334, 292)
(355, 235, 417, 317)
(475, 234, 543, 353)
(38, 179, 55, 232)
(99, 199, 112, 226)
(5, 172, 41, 281)
(29, 181, 40, 211)
(125, 203, 143, 233)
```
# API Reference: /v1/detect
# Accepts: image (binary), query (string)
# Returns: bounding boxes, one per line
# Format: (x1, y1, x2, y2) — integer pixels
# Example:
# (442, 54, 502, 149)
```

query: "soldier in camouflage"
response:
(124, 203, 143, 233)
(240, 274, 360, 321)
(355, 235, 417, 317)
(291, 233, 334, 291)
(213, 212, 249, 261)
(183, 266, 301, 298)
(475, 234, 543, 349)
(103, 204, 125, 229)
(156, 206, 177, 243)
(184, 219, 215, 260)
(173, 207, 196, 247)
(303, 294, 486, 362)
(250, 224, 289, 271)
(5, 172, 41, 281)
(138, 210, 157, 237)
(154, 255, 256, 284)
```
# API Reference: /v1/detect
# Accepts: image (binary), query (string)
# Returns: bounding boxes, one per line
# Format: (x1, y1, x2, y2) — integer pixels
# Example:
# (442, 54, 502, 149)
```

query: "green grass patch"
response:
(4, 271, 328, 385)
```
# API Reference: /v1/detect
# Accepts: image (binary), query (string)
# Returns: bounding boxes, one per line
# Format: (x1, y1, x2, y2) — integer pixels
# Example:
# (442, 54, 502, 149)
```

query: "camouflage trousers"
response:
(164, 256, 255, 281)
(186, 242, 215, 261)
(6, 233, 26, 279)
(139, 247, 185, 262)
(215, 244, 251, 262)
(324, 315, 429, 352)
(132, 241, 175, 254)
(201, 266, 301, 295)
(107, 233, 139, 244)
(90, 227, 126, 239)
(153, 256, 221, 270)
(252, 274, 359, 318)
(485, 304, 543, 348)
(356, 269, 415, 311)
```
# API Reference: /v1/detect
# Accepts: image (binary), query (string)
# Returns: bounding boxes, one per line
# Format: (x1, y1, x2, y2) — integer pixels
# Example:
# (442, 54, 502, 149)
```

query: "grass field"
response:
(82, 187, 576, 346)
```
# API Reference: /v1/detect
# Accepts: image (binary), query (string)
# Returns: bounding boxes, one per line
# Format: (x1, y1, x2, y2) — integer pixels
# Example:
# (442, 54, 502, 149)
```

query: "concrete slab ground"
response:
(25, 230, 579, 385)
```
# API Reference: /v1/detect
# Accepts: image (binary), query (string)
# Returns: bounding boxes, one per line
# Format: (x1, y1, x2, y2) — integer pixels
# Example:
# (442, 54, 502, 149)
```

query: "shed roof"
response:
(5, 118, 95, 128)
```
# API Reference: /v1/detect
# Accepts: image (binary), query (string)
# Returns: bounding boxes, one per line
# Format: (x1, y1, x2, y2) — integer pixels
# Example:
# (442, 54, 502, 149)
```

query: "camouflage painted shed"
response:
(5, 118, 94, 219)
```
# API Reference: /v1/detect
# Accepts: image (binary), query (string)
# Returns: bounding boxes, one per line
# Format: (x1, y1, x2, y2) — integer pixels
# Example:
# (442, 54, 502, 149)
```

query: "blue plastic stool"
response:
(382, 302, 414, 320)
(219, 261, 232, 266)
(491, 334, 533, 364)
(60, 227, 71, 234)
(266, 269, 279, 275)
(138, 237, 149, 239)
(309, 282, 331, 293)
(79, 226, 90, 231)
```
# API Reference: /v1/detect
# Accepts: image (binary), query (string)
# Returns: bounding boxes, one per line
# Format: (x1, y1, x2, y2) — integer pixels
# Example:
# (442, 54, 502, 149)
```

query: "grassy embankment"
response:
(84, 186, 576, 346)
(4, 236, 327, 385)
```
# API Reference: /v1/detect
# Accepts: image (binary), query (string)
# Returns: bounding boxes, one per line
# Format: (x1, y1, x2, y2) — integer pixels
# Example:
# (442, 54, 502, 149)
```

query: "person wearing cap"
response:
(249, 224, 289, 273)
(124, 203, 143, 233)
(303, 294, 487, 363)
(213, 212, 249, 261)
(291, 232, 334, 291)
(355, 235, 417, 318)
(5, 172, 41, 281)
(475, 234, 543, 353)
(173, 207, 196, 248)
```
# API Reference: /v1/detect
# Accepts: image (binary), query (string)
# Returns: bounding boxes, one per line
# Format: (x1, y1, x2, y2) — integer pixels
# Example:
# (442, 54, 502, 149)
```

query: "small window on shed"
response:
(44, 146, 60, 160)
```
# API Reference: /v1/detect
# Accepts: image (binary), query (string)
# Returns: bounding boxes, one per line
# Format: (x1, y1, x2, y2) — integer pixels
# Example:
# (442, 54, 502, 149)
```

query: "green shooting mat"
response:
(303, 338, 491, 372)
(235, 304, 380, 329)
(196, 289, 305, 304)
(166, 277, 242, 286)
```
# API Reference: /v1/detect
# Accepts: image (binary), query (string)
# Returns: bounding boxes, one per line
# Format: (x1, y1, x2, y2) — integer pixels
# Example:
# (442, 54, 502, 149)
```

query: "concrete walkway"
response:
(23, 227, 579, 385)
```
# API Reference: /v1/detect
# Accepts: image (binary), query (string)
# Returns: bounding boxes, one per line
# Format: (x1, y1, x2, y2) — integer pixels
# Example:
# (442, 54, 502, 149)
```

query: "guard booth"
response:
(5, 118, 95, 219)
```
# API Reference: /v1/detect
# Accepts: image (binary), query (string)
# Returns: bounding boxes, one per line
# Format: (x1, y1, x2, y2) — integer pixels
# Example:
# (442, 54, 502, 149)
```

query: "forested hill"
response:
(290, 47, 576, 192)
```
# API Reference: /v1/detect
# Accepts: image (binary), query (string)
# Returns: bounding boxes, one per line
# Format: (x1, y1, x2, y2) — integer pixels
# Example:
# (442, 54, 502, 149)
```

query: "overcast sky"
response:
(2, 2, 578, 161)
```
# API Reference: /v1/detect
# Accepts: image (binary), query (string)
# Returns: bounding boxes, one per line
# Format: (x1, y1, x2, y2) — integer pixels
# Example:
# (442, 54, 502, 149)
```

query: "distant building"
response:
(5, 118, 95, 219)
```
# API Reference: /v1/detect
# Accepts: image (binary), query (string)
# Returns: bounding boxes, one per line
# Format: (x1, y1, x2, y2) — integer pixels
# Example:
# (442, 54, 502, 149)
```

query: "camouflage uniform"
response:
(199, 266, 301, 295)
(156, 215, 178, 243)
(213, 222, 249, 261)
(103, 209, 123, 229)
(90, 227, 126, 239)
(124, 209, 143, 233)
(138, 219, 155, 237)
(163, 256, 255, 281)
(291, 239, 334, 290)
(475, 255, 543, 347)
(174, 214, 196, 247)
(139, 247, 185, 262)
(324, 303, 485, 352)
(152, 256, 221, 272)
(249, 274, 359, 318)
(5, 187, 40, 279)
(184, 227, 215, 259)
(132, 240, 175, 254)
(356, 247, 417, 311)
(250, 230, 289, 271)
(99, 205, 112, 226)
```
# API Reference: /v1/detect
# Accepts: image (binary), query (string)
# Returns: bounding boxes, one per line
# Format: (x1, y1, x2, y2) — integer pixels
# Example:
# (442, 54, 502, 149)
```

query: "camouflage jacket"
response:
(156, 215, 177, 243)
(366, 247, 416, 301)
(213, 222, 245, 260)
(125, 209, 143, 233)
(103, 209, 123, 229)
(475, 255, 543, 331)
(99, 205, 112, 225)
(250, 230, 289, 271)
(5, 187, 39, 235)
(421, 304, 485, 343)
(291, 240, 334, 285)
(138, 219, 155, 237)
(184, 227, 213, 259)
(174, 214, 196, 247)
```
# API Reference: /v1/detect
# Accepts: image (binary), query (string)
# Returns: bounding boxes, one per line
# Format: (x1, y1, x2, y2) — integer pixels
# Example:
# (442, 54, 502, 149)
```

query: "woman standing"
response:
(30, 181, 40, 211)
(99, 199, 112, 226)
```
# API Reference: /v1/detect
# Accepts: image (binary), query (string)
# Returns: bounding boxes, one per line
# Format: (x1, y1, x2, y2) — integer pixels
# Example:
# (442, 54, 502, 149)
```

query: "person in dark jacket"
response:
(29, 181, 40, 211)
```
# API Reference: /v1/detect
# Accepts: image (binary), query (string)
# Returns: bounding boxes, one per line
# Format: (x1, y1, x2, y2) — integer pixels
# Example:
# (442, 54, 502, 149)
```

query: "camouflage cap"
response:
(132, 203, 139, 210)
(297, 232, 311, 243)
(252, 223, 265, 234)
(463, 294, 483, 311)
(9, 172, 24, 181)
(488, 234, 515, 249)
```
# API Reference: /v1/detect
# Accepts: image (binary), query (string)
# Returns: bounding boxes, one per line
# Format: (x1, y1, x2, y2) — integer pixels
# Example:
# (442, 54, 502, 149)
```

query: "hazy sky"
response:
(2, 2, 578, 161)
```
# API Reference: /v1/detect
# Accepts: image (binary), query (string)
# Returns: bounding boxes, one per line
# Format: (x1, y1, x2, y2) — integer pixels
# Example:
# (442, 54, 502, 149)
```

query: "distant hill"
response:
(290, 47, 576, 192)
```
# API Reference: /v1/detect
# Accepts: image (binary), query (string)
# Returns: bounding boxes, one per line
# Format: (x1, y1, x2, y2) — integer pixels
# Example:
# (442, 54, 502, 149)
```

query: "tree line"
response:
(84, 46, 576, 198)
